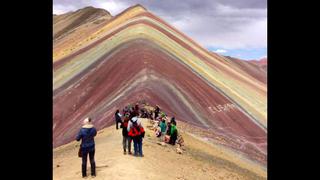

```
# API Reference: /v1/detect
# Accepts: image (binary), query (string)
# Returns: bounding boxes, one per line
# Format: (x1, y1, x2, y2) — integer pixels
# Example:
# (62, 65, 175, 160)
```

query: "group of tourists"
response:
(75, 102, 180, 178)
(115, 103, 145, 157)
(118, 103, 179, 146)
(152, 106, 178, 146)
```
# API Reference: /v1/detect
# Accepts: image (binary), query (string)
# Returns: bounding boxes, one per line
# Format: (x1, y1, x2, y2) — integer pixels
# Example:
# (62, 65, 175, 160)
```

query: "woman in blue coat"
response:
(76, 117, 97, 178)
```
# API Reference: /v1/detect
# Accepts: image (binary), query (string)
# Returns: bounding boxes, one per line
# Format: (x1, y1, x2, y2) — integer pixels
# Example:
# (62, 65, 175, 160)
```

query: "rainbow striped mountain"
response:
(53, 5, 267, 165)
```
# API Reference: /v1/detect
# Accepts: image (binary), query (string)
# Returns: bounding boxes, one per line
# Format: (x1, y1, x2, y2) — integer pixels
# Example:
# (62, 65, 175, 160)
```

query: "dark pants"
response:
(133, 137, 143, 156)
(116, 121, 121, 129)
(169, 134, 177, 145)
(123, 136, 131, 152)
(82, 148, 96, 177)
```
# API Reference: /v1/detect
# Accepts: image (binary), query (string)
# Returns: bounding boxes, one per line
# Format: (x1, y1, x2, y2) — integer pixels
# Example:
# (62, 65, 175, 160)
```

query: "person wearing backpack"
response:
(76, 117, 97, 178)
(127, 116, 145, 157)
(120, 113, 131, 154)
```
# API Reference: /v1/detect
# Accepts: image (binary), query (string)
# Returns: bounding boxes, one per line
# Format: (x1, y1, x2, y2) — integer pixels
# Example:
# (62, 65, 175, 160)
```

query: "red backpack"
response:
(128, 120, 145, 138)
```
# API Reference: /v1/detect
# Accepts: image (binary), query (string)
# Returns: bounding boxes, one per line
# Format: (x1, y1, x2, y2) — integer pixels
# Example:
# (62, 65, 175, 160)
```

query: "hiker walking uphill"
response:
(120, 113, 132, 154)
(115, 110, 122, 130)
(76, 117, 97, 178)
(128, 116, 145, 157)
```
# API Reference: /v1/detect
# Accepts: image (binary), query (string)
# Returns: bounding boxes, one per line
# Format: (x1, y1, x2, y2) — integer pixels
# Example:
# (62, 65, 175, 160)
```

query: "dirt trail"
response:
(53, 118, 266, 180)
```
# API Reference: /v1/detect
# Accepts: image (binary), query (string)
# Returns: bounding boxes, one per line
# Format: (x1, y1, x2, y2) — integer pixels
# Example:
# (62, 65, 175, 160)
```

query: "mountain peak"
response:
(53, 6, 112, 40)
(132, 4, 148, 10)
(249, 57, 267, 66)
(76, 6, 112, 16)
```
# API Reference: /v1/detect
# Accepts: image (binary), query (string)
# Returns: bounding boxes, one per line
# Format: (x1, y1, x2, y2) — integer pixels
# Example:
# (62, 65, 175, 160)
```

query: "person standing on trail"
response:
(154, 105, 160, 120)
(169, 121, 178, 145)
(149, 110, 154, 120)
(127, 116, 145, 157)
(159, 118, 167, 141)
(123, 106, 129, 115)
(76, 117, 97, 178)
(120, 113, 131, 154)
(166, 121, 172, 136)
(134, 103, 140, 117)
(170, 117, 176, 126)
(115, 110, 122, 130)
(140, 108, 148, 118)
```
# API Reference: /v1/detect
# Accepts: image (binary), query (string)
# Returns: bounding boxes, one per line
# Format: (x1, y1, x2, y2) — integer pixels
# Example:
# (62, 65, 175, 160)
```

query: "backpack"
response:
(130, 119, 145, 138)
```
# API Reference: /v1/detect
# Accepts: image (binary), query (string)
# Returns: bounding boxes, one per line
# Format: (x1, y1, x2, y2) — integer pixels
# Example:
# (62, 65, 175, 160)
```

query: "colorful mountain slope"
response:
(223, 56, 267, 84)
(53, 4, 267, 165)
(53, 6, 112, 62)
(250, 57, 267, 71)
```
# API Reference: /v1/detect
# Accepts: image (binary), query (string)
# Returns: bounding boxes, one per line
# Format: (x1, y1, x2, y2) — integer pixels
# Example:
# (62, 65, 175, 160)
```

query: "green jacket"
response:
(170, 124, 177, 135)
(160, 121, 167, 133)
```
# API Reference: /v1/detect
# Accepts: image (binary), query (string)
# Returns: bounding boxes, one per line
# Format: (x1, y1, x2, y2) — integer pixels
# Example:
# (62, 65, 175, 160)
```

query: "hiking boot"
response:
(82, 166, 87, 178)
(128, 151, 132, 155)
(123, 151, 127, 155)
(140, 154, 144, 157)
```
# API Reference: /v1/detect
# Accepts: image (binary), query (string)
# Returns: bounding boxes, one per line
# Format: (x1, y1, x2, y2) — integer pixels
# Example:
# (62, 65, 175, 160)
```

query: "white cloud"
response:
(53, 0, 267, 50)
(216, 4, 266, 18)
(171, 15, 267, 49)
(53, 4, 76, 15)
(95, 1, 129, 16)
(214, 49, 227, 53)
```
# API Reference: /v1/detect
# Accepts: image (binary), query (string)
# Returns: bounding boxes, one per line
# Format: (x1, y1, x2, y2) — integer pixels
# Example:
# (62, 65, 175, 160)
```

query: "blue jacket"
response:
(160, 121, 167, 133)
(76, 124, 97, 150)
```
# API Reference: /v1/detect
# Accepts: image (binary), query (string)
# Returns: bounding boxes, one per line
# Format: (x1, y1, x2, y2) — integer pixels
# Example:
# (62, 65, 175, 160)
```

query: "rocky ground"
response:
(53, 118, 266, 180)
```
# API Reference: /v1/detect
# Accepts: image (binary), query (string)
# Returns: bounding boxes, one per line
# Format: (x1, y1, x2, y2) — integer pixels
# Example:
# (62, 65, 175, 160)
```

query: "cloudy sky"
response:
(53, 0, 267, 60)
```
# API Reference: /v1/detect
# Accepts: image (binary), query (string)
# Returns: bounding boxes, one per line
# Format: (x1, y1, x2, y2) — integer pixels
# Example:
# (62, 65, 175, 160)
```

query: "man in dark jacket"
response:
(76, 117, 97, 178)
(115, 110, 122, 129)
